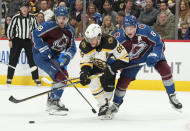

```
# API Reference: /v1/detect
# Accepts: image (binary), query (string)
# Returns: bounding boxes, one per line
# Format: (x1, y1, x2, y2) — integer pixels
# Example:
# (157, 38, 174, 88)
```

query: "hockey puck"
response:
(29, 121, 35, 124)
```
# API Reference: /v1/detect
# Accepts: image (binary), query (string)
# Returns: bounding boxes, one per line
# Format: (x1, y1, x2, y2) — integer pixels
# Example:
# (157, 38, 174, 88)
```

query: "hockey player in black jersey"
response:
(79, 24, 129, 119)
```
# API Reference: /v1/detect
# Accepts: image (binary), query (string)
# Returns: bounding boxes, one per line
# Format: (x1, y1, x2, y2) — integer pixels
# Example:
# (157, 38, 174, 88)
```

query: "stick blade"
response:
(42, 77, 53, 84)
(9, 96, 21, 103)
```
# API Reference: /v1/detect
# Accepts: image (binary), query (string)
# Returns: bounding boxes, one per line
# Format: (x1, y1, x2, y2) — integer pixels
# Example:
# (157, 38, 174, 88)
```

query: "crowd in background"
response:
(1, 0, 190, 40)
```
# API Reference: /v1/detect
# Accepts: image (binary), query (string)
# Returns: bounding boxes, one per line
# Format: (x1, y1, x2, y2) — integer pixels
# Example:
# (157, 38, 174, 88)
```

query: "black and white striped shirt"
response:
(7, 13, 38, 41)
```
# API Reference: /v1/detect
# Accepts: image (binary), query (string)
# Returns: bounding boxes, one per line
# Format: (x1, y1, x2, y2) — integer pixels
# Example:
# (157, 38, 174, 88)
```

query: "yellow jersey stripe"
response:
(87, 49, 96, 55)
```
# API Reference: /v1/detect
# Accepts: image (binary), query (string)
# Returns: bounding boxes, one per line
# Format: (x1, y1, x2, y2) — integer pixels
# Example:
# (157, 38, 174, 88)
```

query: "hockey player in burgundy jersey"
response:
(109, 15, 182, 116)
(31, 6, 76, 115)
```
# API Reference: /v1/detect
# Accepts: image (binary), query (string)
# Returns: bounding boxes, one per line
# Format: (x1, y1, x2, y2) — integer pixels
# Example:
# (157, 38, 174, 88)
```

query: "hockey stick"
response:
(8, 74, 101, 104)
(42, 62, 146, 84)
(9, 81, 81, 104)
(42, 74, 102, 85)
(49, 56, 97, 114)
(42, 76, 80, 85)
(0, 60, 37, 72)
(123, 62, 146, 69)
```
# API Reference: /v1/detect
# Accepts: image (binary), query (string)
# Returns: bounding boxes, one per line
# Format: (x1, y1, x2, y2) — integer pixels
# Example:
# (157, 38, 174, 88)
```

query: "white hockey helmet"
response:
(85, 24, 102, 39)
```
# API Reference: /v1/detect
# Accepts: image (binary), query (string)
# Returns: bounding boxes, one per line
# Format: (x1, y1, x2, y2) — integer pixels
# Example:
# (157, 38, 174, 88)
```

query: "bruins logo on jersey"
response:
(120, 3, 124, 9)
(108, 37, 114, 44)
(81, 41, 86, 48)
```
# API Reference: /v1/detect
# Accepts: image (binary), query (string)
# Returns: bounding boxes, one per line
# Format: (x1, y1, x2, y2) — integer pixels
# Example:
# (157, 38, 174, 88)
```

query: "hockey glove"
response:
(39, 45, 52, 59)
(102, 65, 116, 79)
(58, 53, 71, 66)
(80, 71, 91, 86)
(146, 53, 159, 67)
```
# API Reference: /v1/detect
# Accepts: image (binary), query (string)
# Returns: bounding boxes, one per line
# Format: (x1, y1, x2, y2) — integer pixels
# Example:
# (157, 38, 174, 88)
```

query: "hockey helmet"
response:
(123, 15, 137, 27)
(55, 6, 68, 17)
(20, 1, 30, 8)
(85, 24, 102, 39)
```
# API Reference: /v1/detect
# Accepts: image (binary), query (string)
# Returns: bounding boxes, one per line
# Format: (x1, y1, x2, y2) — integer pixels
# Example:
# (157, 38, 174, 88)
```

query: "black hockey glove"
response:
(102, 65, 116, 79)
(80, 71, 91, 86)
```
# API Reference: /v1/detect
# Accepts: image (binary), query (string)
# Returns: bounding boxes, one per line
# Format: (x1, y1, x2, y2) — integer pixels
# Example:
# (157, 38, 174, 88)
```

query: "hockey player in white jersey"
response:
(79, 24, 129, 119)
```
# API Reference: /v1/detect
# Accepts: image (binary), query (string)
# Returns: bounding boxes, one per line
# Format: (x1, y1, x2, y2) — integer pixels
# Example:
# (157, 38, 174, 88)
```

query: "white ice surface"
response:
(0, 85, 190, 131)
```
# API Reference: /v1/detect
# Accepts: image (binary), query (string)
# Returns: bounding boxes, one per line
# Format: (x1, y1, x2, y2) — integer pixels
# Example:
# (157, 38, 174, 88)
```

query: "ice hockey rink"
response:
(0, 85, 190, 131)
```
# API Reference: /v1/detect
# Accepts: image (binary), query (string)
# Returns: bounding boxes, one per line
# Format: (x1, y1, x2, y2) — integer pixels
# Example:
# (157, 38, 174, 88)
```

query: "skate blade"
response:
(99, 112, 114, 120)
(47, 109, 68, 116)
(169, 102, 183, 113)
(171, 106, 183, 113)
(99, 115, 113, 120)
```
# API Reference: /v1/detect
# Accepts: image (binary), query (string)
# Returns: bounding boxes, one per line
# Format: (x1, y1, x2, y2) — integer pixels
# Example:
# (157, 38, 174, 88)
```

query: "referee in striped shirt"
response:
(7, 1, 41, 86)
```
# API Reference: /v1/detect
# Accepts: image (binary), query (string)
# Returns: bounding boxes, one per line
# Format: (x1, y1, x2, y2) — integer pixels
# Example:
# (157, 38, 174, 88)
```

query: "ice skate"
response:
(46, 96, 68, 116)
(169, 93, 182, 112)
(106, 102, 121, 119)
(109, 102, 120, 114)
(98, 99, 112, 120)
(6, 79, 12, 87)
(34, 79, 41, 86)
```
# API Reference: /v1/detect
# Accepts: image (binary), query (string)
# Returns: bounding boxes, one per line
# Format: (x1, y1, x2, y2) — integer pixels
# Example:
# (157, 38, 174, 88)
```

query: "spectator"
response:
(87, 3, 102, 25)
(58, 0, 67, 7)
(101, 15, 115, 35)
(69, 16, 77, 29)
(102, 0, 118, 26)
(28, 1, 37, 14)
(2, 1, 7, 18)
(7, 0, 22, 16)
(112, 0, 125, 12)
(93, 0, 105, 14)
(36, 12, 45, 24)
(179, 0, 190, 39)
(116, 11, 125, 28)
(39, 0, 54, 21)
(159, 0, 175, 24)
(113, 11, 125, 34)
(124, 0, 140, 18)
(135, 0, 147, 8)
(168, 0, 176, 14)
(3, 15, 12, 38)
(75, 13, 93, 38)
(137, 0, 160, 26)
(53, 0, 67, 12)
(152, 12, 175, 40)
(70, 0, 83, 22)
(184, 27, 190, 39)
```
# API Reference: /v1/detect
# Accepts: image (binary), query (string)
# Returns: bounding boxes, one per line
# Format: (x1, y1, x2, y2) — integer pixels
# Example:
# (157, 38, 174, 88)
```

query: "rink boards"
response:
(0, 39, 189, 91)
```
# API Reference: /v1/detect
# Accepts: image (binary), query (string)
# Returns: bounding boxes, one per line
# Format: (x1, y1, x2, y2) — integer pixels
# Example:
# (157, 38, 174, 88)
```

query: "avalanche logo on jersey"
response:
(52, 33, 69, 51)
(129, 39, 147, 60)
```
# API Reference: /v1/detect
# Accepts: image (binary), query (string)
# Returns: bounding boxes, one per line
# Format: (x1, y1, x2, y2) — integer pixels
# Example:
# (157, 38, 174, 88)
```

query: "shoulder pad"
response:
(79, 39, 94, 54)
(138, 24, 146, 29)
(101, 34, 117, 50)
(36, 21, 57, 32)
(114, 28, 126, 43)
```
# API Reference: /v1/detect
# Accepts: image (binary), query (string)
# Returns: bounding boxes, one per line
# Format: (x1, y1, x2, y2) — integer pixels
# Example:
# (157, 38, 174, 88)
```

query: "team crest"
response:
(114, 32, 120, 38)
(120, 3, 124, 9)
(81, 41, 86, 48)
(138, 24, 146, 29)
(108, 37, 113, 44)
(52, 33, 69, 51)
(129, 41, 147, 59)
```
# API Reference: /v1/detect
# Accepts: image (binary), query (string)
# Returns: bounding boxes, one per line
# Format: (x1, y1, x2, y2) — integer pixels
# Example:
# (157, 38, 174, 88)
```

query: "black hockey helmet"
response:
(20, 1, 30, 8)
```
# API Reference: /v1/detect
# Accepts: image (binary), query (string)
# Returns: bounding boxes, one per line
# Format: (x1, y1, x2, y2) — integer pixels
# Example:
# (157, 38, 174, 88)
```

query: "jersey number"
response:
(37, 25, 43, 31)
(117, 44, 124, 53)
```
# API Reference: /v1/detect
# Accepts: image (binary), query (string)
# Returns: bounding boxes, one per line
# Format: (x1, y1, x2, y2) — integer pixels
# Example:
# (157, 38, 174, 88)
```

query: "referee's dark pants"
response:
(7, 37, 39, 81)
